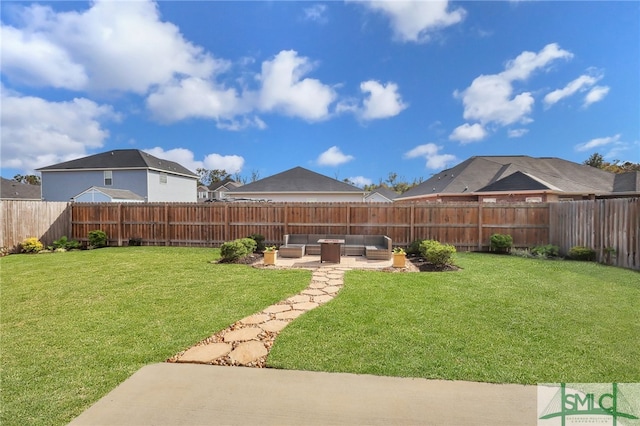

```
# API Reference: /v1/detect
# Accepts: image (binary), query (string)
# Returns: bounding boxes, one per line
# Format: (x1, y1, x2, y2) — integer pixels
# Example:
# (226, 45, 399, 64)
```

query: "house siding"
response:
(147, 170, 196, 202)
(41, 170, 149, 201)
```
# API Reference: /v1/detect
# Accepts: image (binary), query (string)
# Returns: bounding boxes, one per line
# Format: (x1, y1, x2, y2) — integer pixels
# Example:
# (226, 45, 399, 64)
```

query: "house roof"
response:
(37, 149, 197, 178)
(366, 186, 399, 201)
(1, 177, 41, 200)
(229, 167, 364, 193)
(398, 156, 627, 200)
(74, 186, 145, 201)
(209, 178, 242, 191)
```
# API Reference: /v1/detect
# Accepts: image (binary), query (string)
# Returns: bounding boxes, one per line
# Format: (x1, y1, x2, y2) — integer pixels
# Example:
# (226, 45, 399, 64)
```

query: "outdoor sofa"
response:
(280, 234, 392, 260)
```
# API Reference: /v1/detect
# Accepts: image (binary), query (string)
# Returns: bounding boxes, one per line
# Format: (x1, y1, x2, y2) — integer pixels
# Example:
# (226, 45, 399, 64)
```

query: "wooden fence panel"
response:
(550, 198, 639, 270)
(0, 201, 71, 251)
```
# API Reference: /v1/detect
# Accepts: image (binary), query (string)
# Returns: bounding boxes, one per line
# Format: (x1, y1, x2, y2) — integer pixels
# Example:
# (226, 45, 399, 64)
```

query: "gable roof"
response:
(398, 156, 623, 200)
(209, 178, 242, 191)
(74, 186, 144, 201)
(230, 167, 363, 193)
(37, 149, 197, 178)
(1, 177, 41, 200)
(366, 186, 399, 201)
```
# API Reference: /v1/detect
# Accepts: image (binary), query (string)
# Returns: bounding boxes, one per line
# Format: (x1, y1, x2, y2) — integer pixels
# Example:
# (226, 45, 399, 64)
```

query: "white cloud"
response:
(303, 4, 328, 24)
(404, 143, 456, 170)
(317, 146, 354, 166)
(508, 128, 529, 138)
(359, 80, 408, 120)
(258, 50, 337, 121)
(1, 1, 217, 94)
(348, 176, 373, 188)
(0, 90, 116, 173)
(142, 148, 245, 174)
(544, 73, 601, 107)
(355, 1, 466, 43)
(584, 85, 610, 107)
(574, 134, 621, 152)
(449, 123, 487, 143)
(203, 153, 245, 174)
(452, 43, 572, 141)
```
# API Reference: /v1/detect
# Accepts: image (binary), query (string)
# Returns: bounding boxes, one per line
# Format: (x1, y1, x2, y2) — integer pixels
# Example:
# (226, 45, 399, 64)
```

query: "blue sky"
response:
(1, 1, 638, 186)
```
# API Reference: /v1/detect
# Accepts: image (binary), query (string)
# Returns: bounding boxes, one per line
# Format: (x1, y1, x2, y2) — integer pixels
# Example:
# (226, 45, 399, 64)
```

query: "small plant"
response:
(510, 248, 533, 258)
(248, 234, 266, 252)
(52, 236, 81, 251)
(21, 237, 44, 253)
(220, 240, 250, 261)
(567, 246, 596, 261)
(419, 239, 456, 268)
(531, 244, 559, 259)
(603, 246, 617, 265)
(88, 230, 108, 248)
(393, 247, 406, 255)
(406, 240, 422, 256)
(264, 245, 277, 252)
(490, 233, 513, 254)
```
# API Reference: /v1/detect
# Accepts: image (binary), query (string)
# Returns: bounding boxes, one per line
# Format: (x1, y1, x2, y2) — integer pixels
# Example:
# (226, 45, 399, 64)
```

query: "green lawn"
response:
(0, 247, 311, 426)
(268, 253, 640, 384)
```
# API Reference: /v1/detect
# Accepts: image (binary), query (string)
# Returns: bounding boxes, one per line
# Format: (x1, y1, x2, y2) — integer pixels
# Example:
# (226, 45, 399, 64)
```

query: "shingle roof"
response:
(230, 166, 363, 193)
(37, 149, 197, 178)
(367, 186, 399, 201)
(398, 156, 622, 199)
(1, 177, 41, 200)
(75, 187, 145, 201)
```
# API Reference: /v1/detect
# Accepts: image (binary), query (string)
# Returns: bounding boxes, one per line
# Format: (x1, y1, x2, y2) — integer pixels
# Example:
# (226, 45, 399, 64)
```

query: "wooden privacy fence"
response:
(70, 202, 550, 251)
(550, 198, 639, 270)
(0, 200, 71, 252)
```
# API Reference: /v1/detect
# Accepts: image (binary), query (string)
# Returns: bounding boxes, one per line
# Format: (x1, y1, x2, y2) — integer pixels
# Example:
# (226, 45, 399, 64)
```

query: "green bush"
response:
(248, 234, 266, 252)
(88, 230, 108, 248)
(406, 240, 423, 256)
(21, 237, 44, 253)
(490, 233, 513, 253)
(419, 239, 456, 268)
(531, 244, 559, 259)
(128, 237, 142, 246)
(53, 236, 81, 251)
(238, 237, 258, 253)
(567, 246, 596, 261)
(220, 240, 250, 261)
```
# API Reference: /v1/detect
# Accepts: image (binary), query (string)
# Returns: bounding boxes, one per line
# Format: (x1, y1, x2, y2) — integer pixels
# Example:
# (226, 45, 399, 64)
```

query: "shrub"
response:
(248, 234, 266, 252)
(53, 236, 81, 251)
(128, 237, 142, 246)
(419, 239, 456, 268)
(21, 237, 44, 253)
(406, 240, 423, 256)
(220, 240, 250, 261)
(490, 233, 513, 254)
(238, 237, 257, 253)
(531, 244, 559, 259)
(567, 246, 596, 261)
(88, 230, 108, 248)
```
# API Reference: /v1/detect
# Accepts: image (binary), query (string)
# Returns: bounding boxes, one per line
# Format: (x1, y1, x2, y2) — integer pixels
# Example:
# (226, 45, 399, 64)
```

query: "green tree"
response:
(584, 153, 604, 169)
(13, 174, 41, 185)
(584, 153, 640, 174)
(196, 169, 231, 186)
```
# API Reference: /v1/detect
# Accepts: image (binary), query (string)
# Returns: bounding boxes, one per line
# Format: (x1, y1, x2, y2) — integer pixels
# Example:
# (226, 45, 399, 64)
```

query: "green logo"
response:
(539, 383, 639, 426)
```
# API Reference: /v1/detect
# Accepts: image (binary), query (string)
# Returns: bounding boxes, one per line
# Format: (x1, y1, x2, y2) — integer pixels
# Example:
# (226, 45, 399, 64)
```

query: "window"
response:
(104, 170, 112, 186)
(525, 197, 543, 203)
(159, 173, 167, 184)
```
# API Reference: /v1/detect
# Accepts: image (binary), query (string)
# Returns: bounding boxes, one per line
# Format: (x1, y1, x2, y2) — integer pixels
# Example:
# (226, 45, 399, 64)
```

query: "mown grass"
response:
(0, 247, 310, 426)
(268, 253, 640, 384)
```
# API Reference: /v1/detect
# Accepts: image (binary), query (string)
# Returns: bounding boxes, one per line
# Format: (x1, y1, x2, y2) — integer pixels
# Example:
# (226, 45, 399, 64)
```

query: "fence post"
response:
(477, 202, 483, 251)
(164, 204, 170, 246)
(117, 203, 123, 247)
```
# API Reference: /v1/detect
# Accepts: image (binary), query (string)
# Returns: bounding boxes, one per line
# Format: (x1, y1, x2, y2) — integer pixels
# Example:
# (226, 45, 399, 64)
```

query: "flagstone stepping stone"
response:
(308, 281, 326, 289)
(327, 279, 344, 285)
(323, 285, 342, 294)
(312, 276, 330, 282)
(260, 320, 289, 333)
(229, 341, 268, 365)
(179, 343, 232, 363)
(263, 304, 291, 314)
(286, 294, 311, 303)
(313, 294, 334, 304)
(302, 289, 326, 296)
(292, 301, 319, 311)
(239, 314, 270, 325)
(223, 327, 261, 342)
(275, 310, 305, 320)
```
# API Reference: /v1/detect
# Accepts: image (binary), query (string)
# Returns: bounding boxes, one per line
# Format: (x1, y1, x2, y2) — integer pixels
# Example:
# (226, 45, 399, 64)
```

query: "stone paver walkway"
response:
(168, 266, 350, 367)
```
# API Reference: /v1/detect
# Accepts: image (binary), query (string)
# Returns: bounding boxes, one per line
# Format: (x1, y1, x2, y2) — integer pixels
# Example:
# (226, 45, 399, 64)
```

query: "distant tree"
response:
(584, 153, 640, 173)
(196, 168, 231, 186)
(250, 169, 260, 182)
(13, 174, 41, 185)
